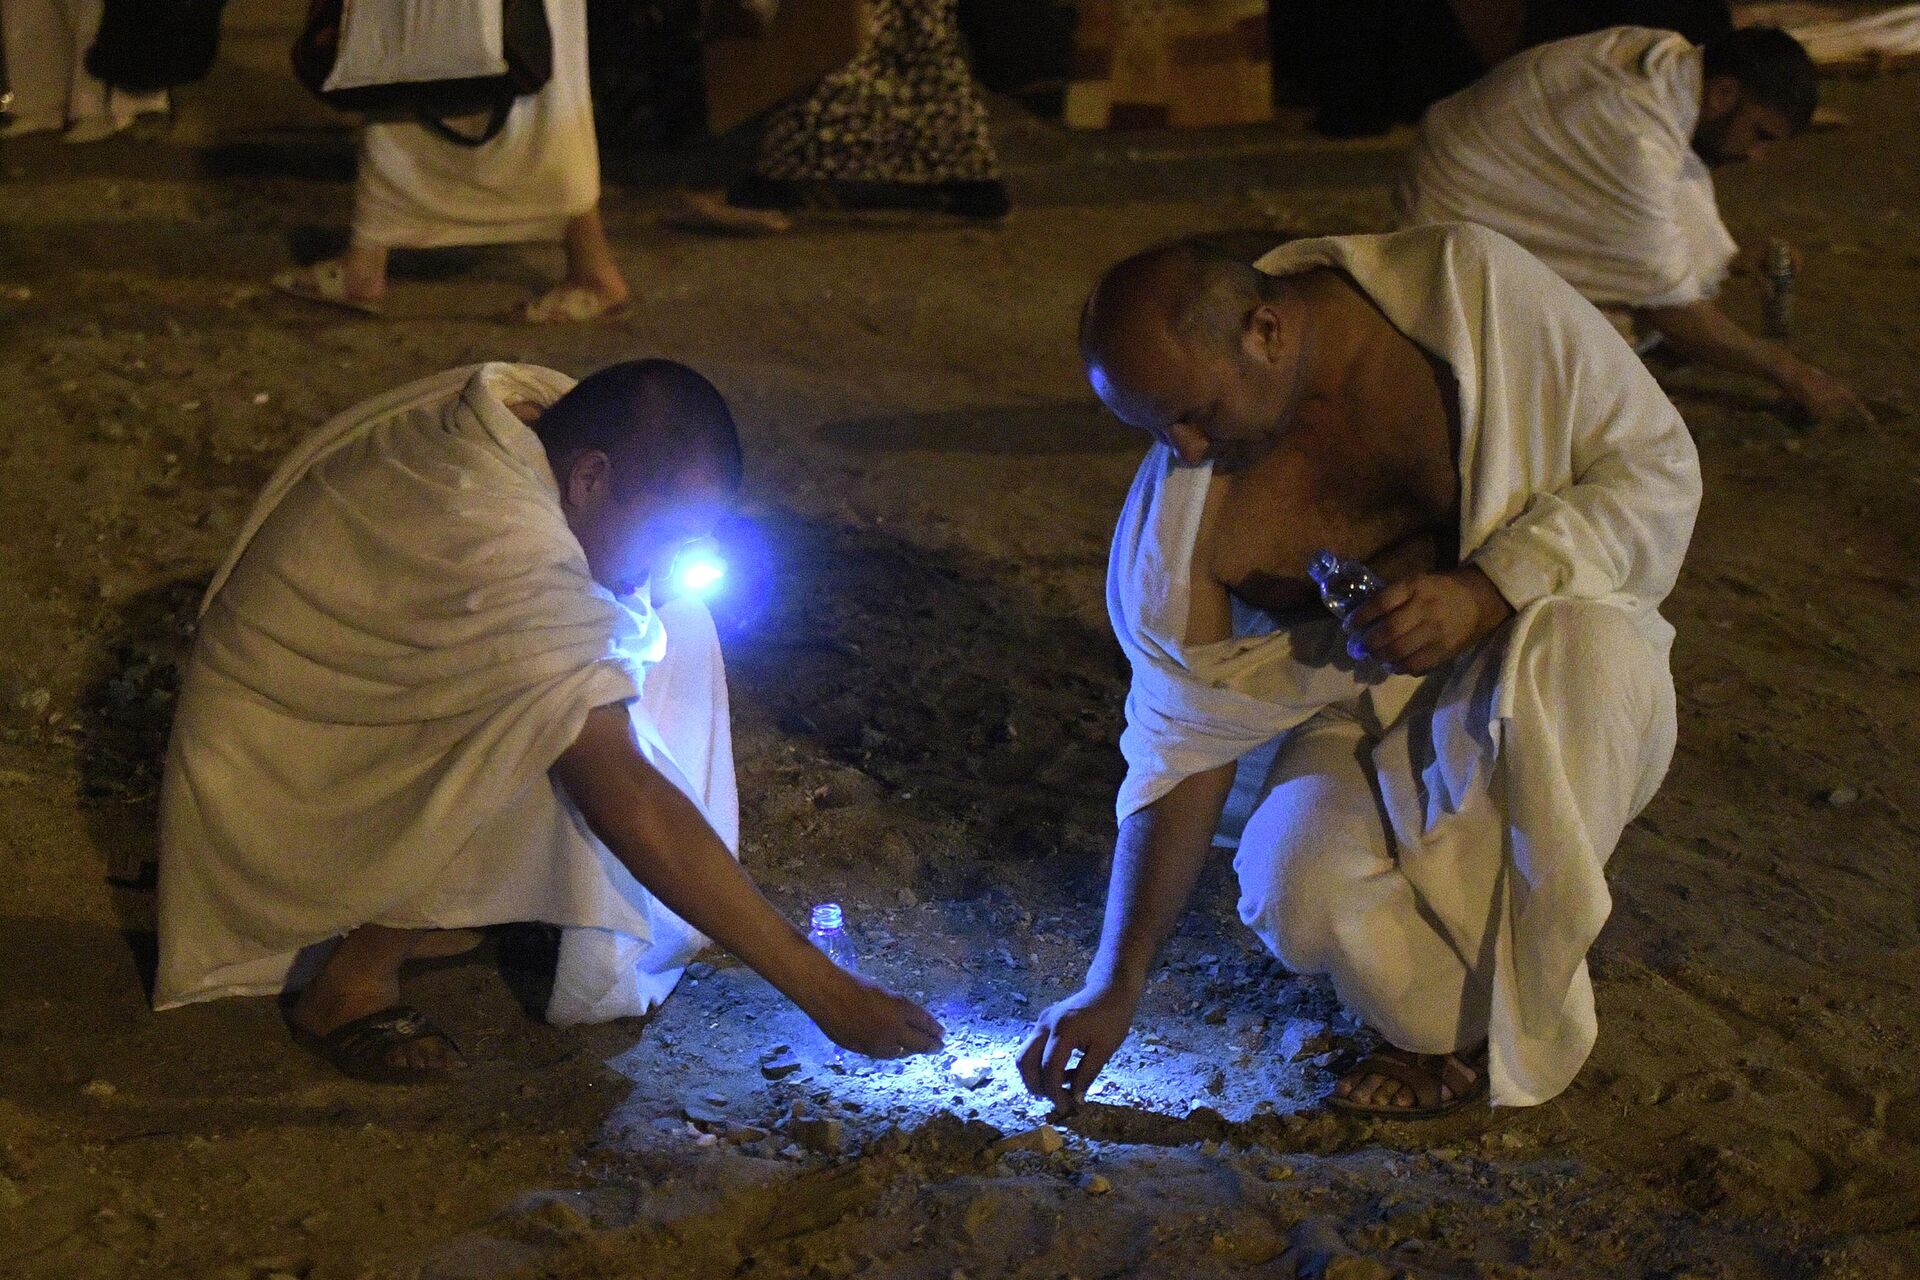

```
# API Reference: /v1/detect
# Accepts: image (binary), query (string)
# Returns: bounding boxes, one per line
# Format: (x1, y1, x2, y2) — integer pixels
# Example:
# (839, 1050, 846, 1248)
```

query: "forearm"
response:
(1641, 299, 1800, 389)
(1087, 764, 1236, 991)
(555, 719, 839, 1008)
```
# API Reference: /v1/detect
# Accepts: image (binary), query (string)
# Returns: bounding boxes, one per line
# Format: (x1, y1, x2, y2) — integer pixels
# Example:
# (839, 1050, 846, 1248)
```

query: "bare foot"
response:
(663, 190, 794, 236)
(1330, 1045, 1486, 1116)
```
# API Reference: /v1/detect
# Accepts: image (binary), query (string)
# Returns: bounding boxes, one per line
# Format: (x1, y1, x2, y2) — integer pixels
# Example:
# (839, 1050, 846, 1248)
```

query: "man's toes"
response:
(382, 1034, 461, 1074)
(1350, 1073, 1389, 1106)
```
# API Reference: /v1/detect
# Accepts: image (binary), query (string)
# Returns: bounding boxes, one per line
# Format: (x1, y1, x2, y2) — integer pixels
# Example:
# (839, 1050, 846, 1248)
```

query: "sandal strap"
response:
(325, 1005, 459, 1058)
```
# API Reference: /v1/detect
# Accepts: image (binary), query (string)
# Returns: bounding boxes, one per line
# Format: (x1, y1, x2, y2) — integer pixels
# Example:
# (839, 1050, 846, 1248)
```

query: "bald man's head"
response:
(1079, 238, 1276, 377)
(1078, 240, 1305, 471)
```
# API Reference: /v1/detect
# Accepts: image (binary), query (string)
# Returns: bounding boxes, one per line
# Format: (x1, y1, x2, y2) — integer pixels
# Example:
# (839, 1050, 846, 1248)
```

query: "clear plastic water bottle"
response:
(1306, 549, 1383, 621)
(807, 902, 857, 973)
(1764, 239, 1795, 339)
(805, 903, 856, 1067)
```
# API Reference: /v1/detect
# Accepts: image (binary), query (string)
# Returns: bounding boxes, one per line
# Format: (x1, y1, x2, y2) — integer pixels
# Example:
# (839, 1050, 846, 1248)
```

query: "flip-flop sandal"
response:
(271, 260, 385, 316)
(1327, 1045, 1489, 1119)
(521, 284, 631, 325)
(291, 1005, 466, 1084)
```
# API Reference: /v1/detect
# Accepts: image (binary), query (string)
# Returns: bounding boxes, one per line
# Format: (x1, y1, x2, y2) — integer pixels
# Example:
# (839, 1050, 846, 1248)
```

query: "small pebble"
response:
(760, 1045, 802, 1080)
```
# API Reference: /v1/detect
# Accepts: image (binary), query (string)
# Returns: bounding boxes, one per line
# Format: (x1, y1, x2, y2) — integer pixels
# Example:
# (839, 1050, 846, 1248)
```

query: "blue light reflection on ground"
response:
(711, 1003, 1327, 1132)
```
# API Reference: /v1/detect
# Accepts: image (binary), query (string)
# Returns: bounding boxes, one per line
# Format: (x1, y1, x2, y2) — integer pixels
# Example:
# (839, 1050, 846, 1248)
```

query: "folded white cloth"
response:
(1396, 27, 1738, 310)
(1106, 224, 1702, 1103)
(156, 362, 738, 1024)
(352, 0, 599, 248)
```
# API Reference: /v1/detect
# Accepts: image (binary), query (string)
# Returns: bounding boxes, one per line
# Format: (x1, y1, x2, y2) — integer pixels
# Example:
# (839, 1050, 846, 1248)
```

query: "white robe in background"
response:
(1107, 225, 1702, 1105)
(351, 0, 600, 248)
(156, 363, 738, 1026)
(0, 0, 167, 134)
(1395, 27, 1737, 311)
(1754, 4, 1920, 68)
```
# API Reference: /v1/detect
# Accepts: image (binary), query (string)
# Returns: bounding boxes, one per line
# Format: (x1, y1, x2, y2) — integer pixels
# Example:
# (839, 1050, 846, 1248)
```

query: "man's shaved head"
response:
(1080, 238, 1278, 374)
(1077, 238, 1306, 472)
(536, 358, 742, 496)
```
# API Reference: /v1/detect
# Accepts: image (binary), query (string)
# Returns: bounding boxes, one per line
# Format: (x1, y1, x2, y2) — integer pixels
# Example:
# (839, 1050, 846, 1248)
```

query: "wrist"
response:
(1452, 565, 1515, 639)
(1085, 956, 1148, 1000)
(769, 933, 851, 1013)
(1767, 350, 1811, 391)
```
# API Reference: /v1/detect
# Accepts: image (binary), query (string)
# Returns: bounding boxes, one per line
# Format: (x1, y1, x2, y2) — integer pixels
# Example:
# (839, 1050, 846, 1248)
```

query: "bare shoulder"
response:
(1184, 473, 1235, 648)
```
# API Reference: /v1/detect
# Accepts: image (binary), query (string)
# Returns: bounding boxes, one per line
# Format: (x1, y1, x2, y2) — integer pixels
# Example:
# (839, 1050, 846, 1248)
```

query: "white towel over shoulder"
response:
(156, 363, 736, 1023)
(1397, 27, 1737, 310)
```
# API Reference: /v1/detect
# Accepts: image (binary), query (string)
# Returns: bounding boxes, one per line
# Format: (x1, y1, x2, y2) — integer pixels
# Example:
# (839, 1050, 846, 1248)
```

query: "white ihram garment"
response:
(156, 363, 738, 1026)
(350, 0, 600, 248)
(0, 0, 167, 133)
(1396, 28, 1737, 312)
(1107, 226, 1701, 1106)
(1784, 4, 1920, 68)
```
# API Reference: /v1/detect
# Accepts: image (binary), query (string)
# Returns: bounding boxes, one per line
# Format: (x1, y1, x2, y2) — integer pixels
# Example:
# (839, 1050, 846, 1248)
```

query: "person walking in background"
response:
(673, 0, 1008, 233)
(0, 0, 169, 141)
(272, 0, 629, 322)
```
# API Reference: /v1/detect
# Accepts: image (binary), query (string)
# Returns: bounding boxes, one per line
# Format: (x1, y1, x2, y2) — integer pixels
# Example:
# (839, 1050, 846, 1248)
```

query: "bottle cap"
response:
(810, 903, 844, 930)
(1306, 549, 1340, 584)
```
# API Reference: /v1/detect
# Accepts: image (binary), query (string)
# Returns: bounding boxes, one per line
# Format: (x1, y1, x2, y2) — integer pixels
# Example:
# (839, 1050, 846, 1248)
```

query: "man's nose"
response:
(1167, 423, 1212, 467)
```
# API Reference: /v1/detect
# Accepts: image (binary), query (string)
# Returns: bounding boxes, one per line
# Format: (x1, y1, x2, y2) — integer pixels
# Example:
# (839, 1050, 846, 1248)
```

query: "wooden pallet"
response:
(1064, 0, 1273, 129)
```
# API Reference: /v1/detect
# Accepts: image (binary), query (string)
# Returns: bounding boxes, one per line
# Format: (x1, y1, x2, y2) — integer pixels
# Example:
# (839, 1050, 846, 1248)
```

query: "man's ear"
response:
(1243, 301, 1287, 365)
(1702, 74, 1742, 120)
(563, 449, 614, 509)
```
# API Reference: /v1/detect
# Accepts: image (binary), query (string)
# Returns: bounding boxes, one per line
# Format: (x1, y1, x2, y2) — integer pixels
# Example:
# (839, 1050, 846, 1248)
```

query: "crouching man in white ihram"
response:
(1021, 226, 1701, 1116)
(156, 360, 942, 1081)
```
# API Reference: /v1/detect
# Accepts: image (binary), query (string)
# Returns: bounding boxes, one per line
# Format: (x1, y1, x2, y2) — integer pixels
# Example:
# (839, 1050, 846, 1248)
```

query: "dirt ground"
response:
(5, 5, 1920, 1277)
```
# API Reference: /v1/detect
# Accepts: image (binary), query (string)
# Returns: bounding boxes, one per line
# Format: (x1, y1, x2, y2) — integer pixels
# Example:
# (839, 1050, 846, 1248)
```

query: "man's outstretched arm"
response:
(1018, 762, 1236, 1108)
(554, 704, 943, 1057)
(1642, 298, 1872, 423)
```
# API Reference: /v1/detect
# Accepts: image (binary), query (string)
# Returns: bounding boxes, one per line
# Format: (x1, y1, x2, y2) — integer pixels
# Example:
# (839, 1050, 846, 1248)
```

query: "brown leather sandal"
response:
(291, 1005, 467, 1084)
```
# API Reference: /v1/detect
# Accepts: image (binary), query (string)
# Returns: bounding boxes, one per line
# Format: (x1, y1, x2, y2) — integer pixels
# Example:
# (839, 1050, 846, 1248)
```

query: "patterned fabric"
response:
(754, 0, 1000, 185)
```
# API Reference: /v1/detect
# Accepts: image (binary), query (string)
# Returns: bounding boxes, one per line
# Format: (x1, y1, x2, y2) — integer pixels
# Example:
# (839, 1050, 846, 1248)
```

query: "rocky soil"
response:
(3, 4, 1918, 1277)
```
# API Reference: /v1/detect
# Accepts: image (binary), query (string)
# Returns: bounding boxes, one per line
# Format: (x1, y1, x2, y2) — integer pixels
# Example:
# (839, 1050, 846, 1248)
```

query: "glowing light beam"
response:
(671, 540, 728, 598)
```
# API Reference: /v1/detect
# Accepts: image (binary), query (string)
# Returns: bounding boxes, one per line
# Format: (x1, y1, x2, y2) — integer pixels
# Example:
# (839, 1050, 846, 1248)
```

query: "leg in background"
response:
(559, 208, 630, 307)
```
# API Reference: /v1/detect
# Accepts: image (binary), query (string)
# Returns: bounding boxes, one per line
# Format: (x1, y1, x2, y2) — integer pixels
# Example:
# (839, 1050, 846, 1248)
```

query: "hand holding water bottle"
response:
(1311, 550, 1514, 675)
(795, 902, 944, 1059)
